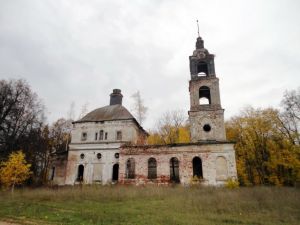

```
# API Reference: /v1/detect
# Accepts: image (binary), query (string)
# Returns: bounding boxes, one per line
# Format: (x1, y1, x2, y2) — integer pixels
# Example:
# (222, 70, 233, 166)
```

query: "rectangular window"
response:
(116, 131, 122, 140)
(95, 132, 98, 140)
(81, 132, 87, 141)
(105, 132, 108, 140)
(99, 130, 103, 140)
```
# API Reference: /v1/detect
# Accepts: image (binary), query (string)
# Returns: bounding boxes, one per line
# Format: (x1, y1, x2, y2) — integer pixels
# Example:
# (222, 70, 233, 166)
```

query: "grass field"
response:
(0, 185, 299, 225)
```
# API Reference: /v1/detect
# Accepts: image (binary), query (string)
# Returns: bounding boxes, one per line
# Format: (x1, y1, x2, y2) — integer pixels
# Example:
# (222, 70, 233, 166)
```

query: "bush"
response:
(225, 178, 239, 189)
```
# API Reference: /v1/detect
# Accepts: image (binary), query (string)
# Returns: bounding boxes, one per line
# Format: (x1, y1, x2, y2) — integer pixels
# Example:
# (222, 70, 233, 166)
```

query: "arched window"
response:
(193, 157, 203, 178)
(199, 86, 211, 105)
(197, 62, 208, 76)
(112, 163, 119, 181)
(126, 158, 135, 179)
(77, 164, 84, 181)
(148, 158, 157, 179)
(170, 157, 180, 183)
(99, 130, 104, 140)
(216, 157, 228, 180)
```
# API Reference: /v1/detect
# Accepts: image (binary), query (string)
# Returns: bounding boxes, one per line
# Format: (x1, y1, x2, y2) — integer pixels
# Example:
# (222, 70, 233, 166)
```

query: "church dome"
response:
(76, 104, 134, 123)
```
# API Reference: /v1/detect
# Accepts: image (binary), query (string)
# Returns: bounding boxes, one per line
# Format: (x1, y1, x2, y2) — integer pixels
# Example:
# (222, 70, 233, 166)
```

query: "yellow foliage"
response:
(147, 126, 190, 145)
(225, 178, 239, 189)
(189, 175, 203, 186)
(178, 126, 190, 143)
(226, 107, 300, 186)
(0, 151, 32, 190)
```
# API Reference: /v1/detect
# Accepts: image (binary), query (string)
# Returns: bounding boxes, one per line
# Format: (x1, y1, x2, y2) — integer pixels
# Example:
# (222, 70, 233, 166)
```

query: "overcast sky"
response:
(1, 0, 299, 130)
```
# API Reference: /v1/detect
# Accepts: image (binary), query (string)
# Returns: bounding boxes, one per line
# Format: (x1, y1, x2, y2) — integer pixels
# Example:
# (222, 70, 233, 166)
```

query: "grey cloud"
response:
(0, 0, 299, 130)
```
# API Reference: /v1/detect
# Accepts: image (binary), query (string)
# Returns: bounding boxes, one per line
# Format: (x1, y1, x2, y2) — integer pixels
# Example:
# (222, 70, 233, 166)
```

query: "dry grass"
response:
(0, 185, 299, 225)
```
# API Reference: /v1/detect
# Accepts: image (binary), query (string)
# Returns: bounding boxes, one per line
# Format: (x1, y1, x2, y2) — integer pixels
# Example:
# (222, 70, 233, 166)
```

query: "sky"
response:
(0, 0, 300, 130)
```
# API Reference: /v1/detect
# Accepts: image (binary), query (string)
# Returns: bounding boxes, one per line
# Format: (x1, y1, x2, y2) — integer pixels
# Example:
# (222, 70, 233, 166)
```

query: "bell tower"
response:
(188, 35, 226, 142)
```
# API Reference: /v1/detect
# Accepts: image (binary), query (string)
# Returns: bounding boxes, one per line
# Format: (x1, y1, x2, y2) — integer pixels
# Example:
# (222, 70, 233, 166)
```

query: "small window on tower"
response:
(203, 124, 211, 132)
(105, 132, 108, 140)
(116, 131, 122, 140)
(95, 132, 98, 140)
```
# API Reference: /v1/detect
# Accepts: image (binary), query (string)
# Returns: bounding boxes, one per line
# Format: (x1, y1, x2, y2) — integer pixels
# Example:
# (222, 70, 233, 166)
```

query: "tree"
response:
(0, 79, 45, 159)
(49, 118, 72, 153)
(0, 151, 32, 192)
(148, 110, 190, 144)
(78, 102, 89, 120)
(131, 91, 148, 125)
(226, 107, 300, 186)
(280, 88, 300, 145)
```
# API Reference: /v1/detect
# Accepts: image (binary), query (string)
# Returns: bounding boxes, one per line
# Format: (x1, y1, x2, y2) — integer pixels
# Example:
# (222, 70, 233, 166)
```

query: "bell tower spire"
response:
(188, 35, 226, 142)
(196, 19, 200, 37)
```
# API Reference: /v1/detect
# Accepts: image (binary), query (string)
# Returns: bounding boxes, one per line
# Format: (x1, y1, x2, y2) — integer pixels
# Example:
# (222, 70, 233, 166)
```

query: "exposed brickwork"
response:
(119, 143, 237, 186)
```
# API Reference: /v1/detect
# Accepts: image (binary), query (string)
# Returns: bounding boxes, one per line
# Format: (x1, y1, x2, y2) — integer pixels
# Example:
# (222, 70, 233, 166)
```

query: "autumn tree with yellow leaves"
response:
(148, 110, 190, 144)
(0, 151, 32, 192)
(226, 107, 300, 186)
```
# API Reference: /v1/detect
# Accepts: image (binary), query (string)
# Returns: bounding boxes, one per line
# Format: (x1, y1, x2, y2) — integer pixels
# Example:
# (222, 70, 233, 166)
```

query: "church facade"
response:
(48, 36, 237, 186)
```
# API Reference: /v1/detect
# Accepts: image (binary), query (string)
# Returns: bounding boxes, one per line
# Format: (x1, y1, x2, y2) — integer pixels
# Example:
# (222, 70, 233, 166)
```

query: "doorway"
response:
(112, 164, 119, 181)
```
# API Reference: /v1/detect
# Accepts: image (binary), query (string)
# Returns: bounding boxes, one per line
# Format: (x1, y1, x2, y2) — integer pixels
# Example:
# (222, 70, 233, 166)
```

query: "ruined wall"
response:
(48, 152, 68, 185)
(119, 143, 237, 186)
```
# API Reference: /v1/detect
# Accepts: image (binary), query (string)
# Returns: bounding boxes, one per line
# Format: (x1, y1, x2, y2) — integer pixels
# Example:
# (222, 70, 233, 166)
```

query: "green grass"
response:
(0, 185, 299, 225)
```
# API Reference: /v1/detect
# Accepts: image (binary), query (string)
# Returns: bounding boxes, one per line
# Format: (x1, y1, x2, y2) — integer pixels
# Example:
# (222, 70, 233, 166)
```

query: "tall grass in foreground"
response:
(0, 185, 299, 225)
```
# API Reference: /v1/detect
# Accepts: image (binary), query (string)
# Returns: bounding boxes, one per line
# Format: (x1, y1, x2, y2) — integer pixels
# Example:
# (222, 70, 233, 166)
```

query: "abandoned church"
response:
(49, 35, 237, 186)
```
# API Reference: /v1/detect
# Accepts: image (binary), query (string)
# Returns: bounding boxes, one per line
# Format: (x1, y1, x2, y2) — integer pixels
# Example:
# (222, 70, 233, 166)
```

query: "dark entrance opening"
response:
(170, 157, 180, 183)
(193, 157, 203, 178)
(112, 164, 119, 181)
(77, 164, 84, 181)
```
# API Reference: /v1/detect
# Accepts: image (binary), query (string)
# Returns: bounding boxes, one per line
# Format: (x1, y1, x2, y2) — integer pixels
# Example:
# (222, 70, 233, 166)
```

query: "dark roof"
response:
(76, 104, 134, 123)
(74, 104, 148, 135)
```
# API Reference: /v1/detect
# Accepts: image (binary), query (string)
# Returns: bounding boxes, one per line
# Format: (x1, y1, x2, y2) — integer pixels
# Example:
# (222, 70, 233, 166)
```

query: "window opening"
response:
(170, 157, 180, 183)
(97, 153, 102, 159)
(95, 132, 98, 140)
(116, 131, 122, 140)
(50, 167, 55, 180)
(80, 153, 85, 159)
(81, 132, 87, 141)
(105, 132, 108, 140)
(197, 62, 208, 75)
(99, 130, 104, 140)
(193, 157, 203, 179)
(203, 124, 211, 132)
(115, 153, 119, 159)
(148, 158, 157, 179)
(199, 86, 211, 105)
(126, 158, 135, 179)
